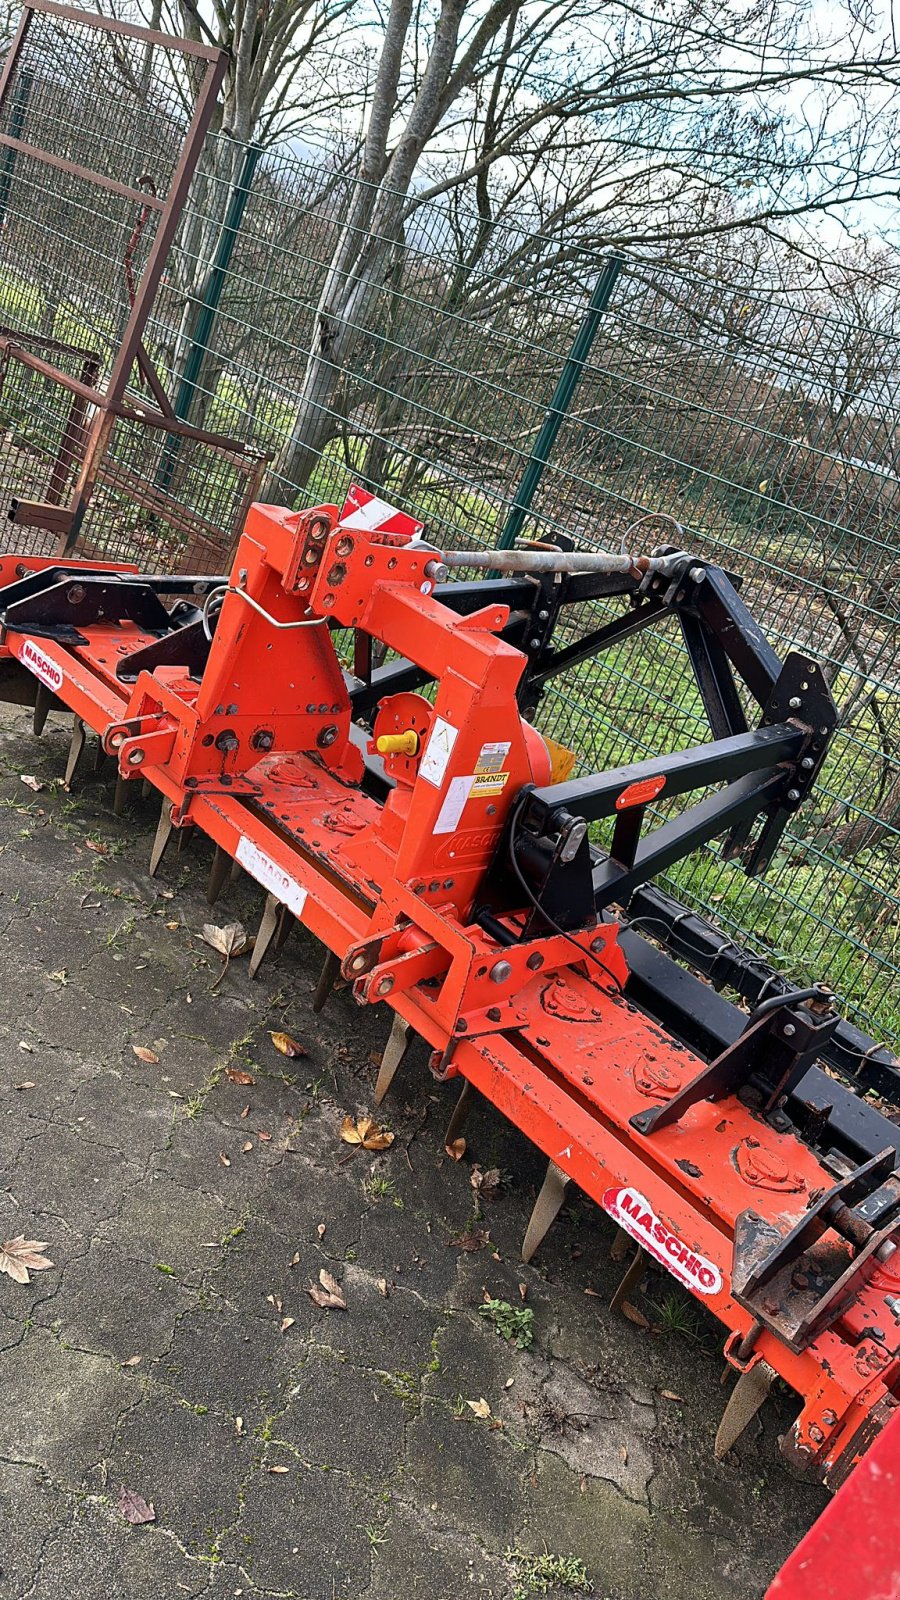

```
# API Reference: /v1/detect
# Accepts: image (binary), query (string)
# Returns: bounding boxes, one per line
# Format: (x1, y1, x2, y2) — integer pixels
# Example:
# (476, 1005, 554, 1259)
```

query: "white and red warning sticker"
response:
(18, 639, 63, 693)
(338, 485, 424, 539)
(602, 1184, 723, 1296)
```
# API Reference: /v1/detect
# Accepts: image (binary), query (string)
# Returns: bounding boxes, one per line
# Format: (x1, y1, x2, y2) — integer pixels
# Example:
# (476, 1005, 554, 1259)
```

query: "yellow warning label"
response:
(470, 770, 510, 796)
(545, 735, 577, 784)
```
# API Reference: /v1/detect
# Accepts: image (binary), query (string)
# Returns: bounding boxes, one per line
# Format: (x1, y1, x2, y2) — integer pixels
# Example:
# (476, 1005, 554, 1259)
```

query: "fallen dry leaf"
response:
(316, 1223, 326, 1238)
(449, 1226, 490, 1252)
(242, 1140, 254, 1154)
(226, 1066, 256, 1086)
(235, 1416, 245, 1435)
(621, 1301, 650, 1329)
(240, 1104, 251, 1119)
(165, 920, 180, 931)
(49, 970, 68, 986)
(0, 1236, 54, 1284)
(257, 1130, 272, 1142)
(14, 1081, 35, 1092)
(518, 1282, 528, 1301)
(218, 1151, 231, 1167)
(85, 838, 108, 856)
(201, 921, 250, 958)
(122, 1355, 142, 1368)
(132, 1046, 159, 1066)
(117, 1486, 155, 1525)
(660, 1389, 683, 1402)
(289, 1251, 300, 1268)
(267, 1464, 289, 1474)
(470, 1166, 501, 1200)
(306, 1268, 346, 1310)
(376, 1278, 389, 1297)
(467, 1397, 492, 1420)
(340, 1115, 394, 1152)
(267, 1294, 283, 1313)
(269, 1031, 307, 1059)
(280, 1316, 295, 1333)
(445, 1137, 466, 1161)
(20, 774, 44, 792)
(18, 1041, 33, 1053)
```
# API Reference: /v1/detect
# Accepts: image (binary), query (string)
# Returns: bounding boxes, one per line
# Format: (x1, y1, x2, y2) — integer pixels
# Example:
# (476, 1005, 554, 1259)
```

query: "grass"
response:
(505, 1549, 593, 1597)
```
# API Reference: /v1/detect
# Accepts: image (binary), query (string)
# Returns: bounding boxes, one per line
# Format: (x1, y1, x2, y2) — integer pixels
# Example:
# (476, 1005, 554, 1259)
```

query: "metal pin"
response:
(443, 1080, 475, 1148)
(64, 716, 86, 789)
(312, 948, 341, 1013)
(521, 1161, 571, 1263)
(148, 798, 174, 877)
(206, 843, 233, 906)
(249, 893, 286, 980)
(714, 1362, 776, 1459)
(32, 682, 52, 737)
(374, 1011, 414, 1104)
(610, 1244, 647, 1312)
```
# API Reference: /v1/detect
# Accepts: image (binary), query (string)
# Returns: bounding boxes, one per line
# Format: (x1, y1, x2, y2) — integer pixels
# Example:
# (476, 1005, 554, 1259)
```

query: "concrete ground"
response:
(0, 701, 828, 1600)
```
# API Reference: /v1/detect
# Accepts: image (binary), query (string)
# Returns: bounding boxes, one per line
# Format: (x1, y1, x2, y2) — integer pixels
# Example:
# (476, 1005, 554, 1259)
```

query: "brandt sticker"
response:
(470, 770, 509, 796)
(474, 741, 511, 776)
(419, 717, 458, 788)
(601, 1184, 723, 1296)
(433, 774, 473, 834)
(19, 639, 63, 693)
(235, 838, 308, 921)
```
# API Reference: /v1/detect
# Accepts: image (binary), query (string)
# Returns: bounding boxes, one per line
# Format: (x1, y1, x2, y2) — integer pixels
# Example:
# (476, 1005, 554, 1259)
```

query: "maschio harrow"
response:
(2, 494, 899, 1583)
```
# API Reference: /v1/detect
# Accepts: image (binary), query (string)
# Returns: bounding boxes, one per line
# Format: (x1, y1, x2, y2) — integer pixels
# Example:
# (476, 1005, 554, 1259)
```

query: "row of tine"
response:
(48, 707, 773, 1463)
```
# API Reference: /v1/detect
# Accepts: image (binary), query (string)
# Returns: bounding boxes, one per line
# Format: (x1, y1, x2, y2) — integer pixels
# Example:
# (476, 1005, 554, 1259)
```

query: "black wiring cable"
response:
(507, 792, 624, 996)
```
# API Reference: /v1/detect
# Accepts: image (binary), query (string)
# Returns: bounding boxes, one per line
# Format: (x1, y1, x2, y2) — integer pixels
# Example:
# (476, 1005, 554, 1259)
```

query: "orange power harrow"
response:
(2, 496, 900, 1541)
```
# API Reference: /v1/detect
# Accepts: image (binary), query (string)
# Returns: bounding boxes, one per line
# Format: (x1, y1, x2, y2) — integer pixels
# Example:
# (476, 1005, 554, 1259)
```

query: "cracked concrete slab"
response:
(0, 702, 829, 1598)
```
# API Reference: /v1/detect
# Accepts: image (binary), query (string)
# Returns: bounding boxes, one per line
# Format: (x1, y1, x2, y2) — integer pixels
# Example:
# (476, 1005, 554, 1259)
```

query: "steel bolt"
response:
(786, 788, 800, 802)
(809, 1425, 824, 1444)
(689, 566, 706, 583)
(66, 583, 85, 605)
(486, 1006, 501, 1023)
(538, 609, 549, 621)
(424, 559, 449, 583)
(489, 960, 512, 984)
(530, 637, 541, 649)
(590, 937, 606, 953)
(526, 952, 544, 970)
(800, 757, 814, 770)
(317, 724, 338, 748)
(783, 1023, 796, 1037)
(788, 696, 802, 709)
(375, 976, 393, 996)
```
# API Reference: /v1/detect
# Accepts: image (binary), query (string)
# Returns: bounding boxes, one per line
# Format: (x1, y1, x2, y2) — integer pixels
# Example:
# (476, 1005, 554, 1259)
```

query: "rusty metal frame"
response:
(0, 1, 228, 552)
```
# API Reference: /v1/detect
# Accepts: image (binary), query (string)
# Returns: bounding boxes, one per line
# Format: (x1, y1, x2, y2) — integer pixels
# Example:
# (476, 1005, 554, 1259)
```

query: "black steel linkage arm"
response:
(525, 723, 803, 827)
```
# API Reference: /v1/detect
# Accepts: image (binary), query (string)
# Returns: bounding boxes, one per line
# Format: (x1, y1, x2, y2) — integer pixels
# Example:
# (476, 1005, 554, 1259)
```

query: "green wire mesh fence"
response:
(1, 122, 898, 1045)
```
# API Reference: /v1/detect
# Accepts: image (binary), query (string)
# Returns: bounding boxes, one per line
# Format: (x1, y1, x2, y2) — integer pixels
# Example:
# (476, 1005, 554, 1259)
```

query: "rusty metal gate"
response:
(0, 1, 266, 570)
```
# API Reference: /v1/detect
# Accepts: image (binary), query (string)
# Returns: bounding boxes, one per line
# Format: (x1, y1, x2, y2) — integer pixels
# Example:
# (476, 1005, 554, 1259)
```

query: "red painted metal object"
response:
(1, 496, 899, 1582)
(766, 1406, 900, 1599)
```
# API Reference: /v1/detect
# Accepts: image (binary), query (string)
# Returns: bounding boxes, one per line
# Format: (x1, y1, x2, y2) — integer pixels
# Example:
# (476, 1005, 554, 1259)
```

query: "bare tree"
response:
(268, 0, 900, 495)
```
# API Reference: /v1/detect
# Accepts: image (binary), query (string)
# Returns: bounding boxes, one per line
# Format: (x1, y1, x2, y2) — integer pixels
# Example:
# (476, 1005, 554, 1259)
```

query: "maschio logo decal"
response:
(602, 1185, 723, 1296)
(19, 640, 63, 692)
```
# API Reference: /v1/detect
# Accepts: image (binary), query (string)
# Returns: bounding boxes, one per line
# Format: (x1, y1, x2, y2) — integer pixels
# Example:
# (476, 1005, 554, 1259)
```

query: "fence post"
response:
(155, 137, 262, 496)
(494, 251, 625, 559)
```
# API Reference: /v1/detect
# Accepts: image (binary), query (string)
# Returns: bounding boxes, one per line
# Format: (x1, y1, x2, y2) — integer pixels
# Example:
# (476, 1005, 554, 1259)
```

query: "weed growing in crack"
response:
(479, 1299, 535, 1350)
(505, 1548, 592, 1597)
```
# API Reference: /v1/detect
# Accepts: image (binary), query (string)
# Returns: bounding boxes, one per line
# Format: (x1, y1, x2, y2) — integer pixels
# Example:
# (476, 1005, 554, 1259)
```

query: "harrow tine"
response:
(522, 1161, 570, 1263)
(312, 947, 341, 1013)
(610, 1226, 632, 1263)
(206, 844, 232, 906)
(714, 1361, 776, 1459)
(443, 1079, 475, 1148)
(249, 893, 287, 980)
(64, 716, 87, 789)
(610, 1243, 647, 1313)
(148, 799, 174, 877)
(374, 1011, 414, 1104)
(32, 682, 52, 736)
(141, 779, 152, 800)
(113, 774, 129, 816)
(92, 736, 106, 774)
